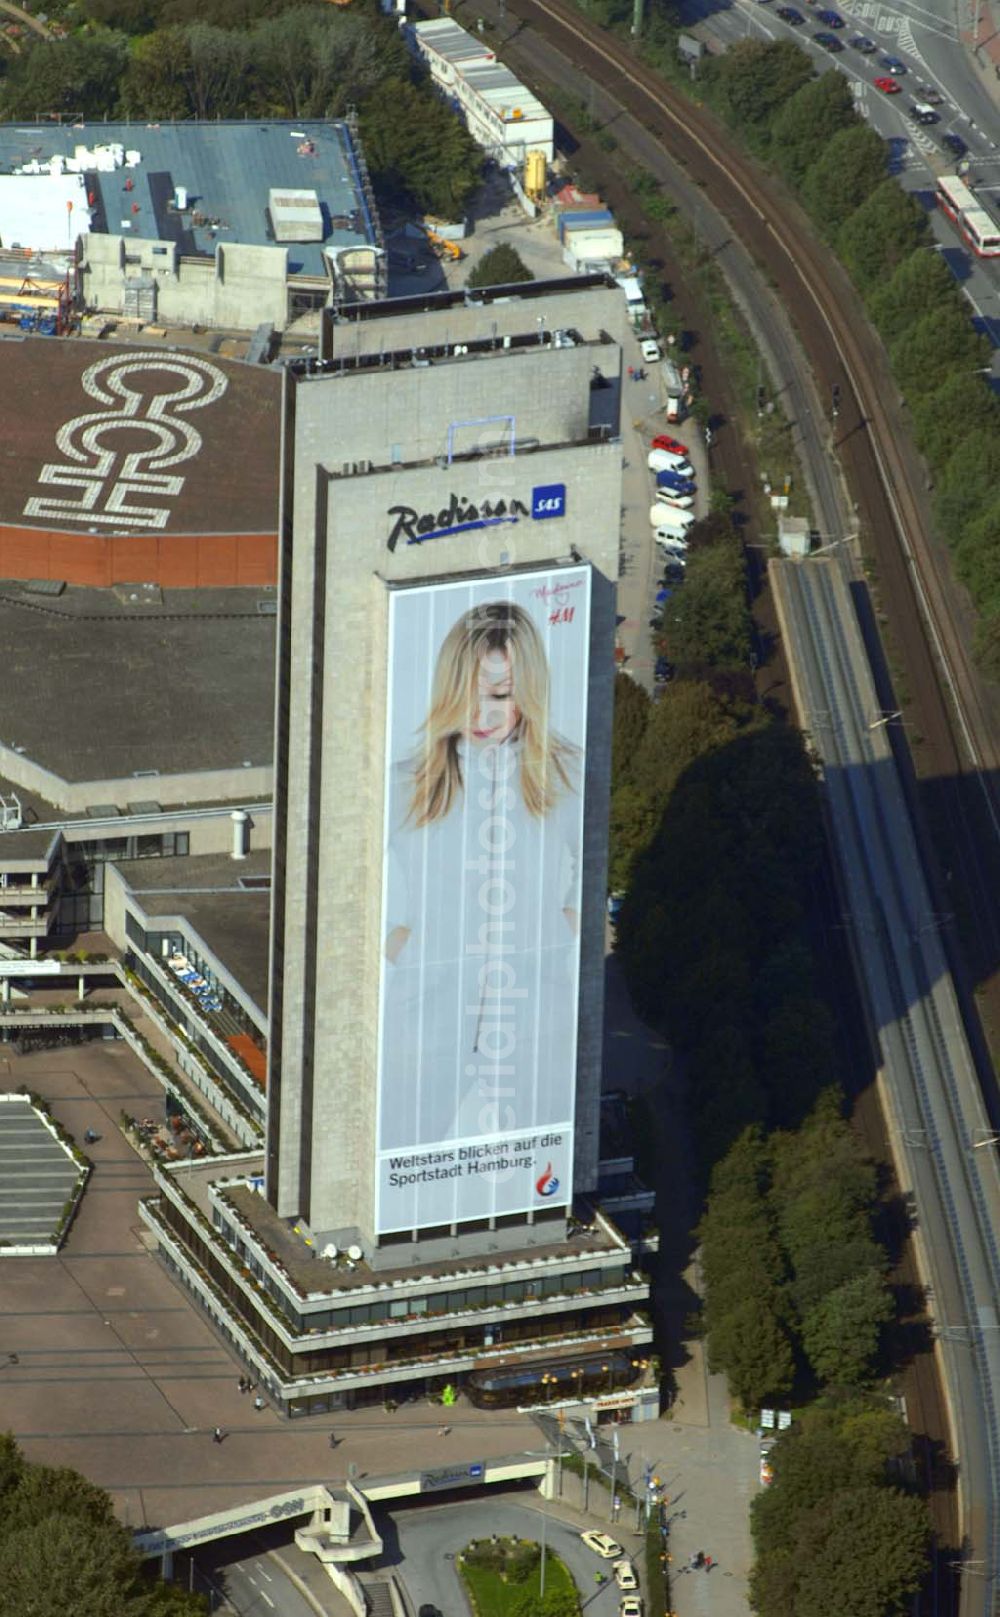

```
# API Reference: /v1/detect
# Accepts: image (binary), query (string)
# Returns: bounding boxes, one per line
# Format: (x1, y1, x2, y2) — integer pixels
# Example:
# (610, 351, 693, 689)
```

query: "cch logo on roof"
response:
(386, 483, 566, 552)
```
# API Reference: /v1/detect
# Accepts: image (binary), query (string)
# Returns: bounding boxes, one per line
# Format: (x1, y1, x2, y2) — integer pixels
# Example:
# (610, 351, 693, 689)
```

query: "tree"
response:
(706, 1292, 796, 1410)
(801, 1267, 894, 1386)
(121, 29, 195, 119)
(867, 246, 963, 346)
(837, 179, 929, 290)
(910, 368, 1000, 470)
(799, 123, 888, 239)
(611, 671, 650, 791)
(662, 544, 753, 670)
(890, 303, 991, 402)
(954, 497, 1000, 616)
(706, 40, 813, 154)
(359, 75, 482, 219)
(608, 782, 657, 892)
(0, 32, 127, 118)
(973, 607, 1000, 680)
(792, 1486, 929, 1617)
(933, 427, 1000, 549)
(771, 71, 857, 189)
(468, 244, 535, 288)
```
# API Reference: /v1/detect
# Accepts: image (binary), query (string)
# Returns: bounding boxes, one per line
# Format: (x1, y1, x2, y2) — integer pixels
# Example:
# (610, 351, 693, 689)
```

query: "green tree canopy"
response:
(706, 1291, 796, 1410)
(662, 542, 753, 670)
(890, 302, 991, 402)
(799, 123, 888, 239)
(867, 245, 963, 345)
(468, 243, 535, 288)
(706, 39, 813, 153)
(954, 497, 1000, 616)
(792, 1486, 929, 1617)
(611, 671, 650, 791)
(0, 32, 127, 118)
(801, 1267, 894, 1386)
(771, 71, 857, 189)
(359, 74, 482, 220)
(837, 179, 929, 290)
(910, 368, 1000, 469)
(933, 426, 1000, 547)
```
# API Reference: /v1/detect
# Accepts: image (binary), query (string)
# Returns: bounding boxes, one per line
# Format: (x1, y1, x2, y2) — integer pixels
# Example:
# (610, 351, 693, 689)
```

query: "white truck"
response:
(660, 356, 685, 424)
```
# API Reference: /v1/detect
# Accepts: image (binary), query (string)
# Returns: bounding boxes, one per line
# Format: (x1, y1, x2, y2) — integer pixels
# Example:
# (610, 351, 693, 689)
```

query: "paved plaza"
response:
(0, 1042, 536, 1535)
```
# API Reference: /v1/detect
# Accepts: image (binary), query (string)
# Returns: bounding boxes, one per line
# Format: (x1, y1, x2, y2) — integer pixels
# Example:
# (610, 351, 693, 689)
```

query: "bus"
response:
(936, 174, 1000, 258)
(936, 172, 977, 224)
(962, 207, 1000, 259)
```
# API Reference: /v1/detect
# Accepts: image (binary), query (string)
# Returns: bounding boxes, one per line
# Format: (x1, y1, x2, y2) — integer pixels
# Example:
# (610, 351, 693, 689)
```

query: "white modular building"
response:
(408, 18, 555, 166)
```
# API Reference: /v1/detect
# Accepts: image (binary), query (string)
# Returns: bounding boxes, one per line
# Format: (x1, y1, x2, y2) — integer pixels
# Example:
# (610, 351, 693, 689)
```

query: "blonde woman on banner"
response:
(380, 587, 586, 1158)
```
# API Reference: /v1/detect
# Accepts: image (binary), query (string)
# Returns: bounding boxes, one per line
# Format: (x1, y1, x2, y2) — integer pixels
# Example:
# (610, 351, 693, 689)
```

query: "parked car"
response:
(874, 75, 902, 93)
(814, 29, 843, 48)
(879, 54, 906, 72)
(655, 539, 689, 563)
(654, 656, 676, 682)
(581, 1531, 624, 1559)
(816, 7, 844, 23)
(614, 1561, 639, 1591)
(849, 33, 877, 50)
(657, 464, 696, 486)
(607, 892, 625, 921)
(655, 491, 695, 511)
(651, 434, 690, 456)
(648, 449, 693, 474)
(776, 6, 804, 21)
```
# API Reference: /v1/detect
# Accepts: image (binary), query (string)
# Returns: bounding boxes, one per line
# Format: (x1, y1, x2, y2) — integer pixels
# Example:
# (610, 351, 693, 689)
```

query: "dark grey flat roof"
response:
(0, 585, 275, 782)
(0, 120, 378, 277)
(116, 850, 271, 1014)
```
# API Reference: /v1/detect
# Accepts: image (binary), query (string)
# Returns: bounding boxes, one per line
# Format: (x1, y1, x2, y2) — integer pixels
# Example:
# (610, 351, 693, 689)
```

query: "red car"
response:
(651, 434, 689, 456)
(874, 75, 901, 93)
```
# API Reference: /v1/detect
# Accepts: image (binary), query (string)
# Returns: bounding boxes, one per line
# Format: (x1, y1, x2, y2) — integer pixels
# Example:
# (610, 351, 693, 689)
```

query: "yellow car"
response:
(580, 1531, 624, 1559)
(613, 1561, 638, 1591)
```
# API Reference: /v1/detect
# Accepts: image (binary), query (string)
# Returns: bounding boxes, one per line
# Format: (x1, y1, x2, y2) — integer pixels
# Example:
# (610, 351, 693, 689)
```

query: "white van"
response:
(656, 539, 688, 564)
(655, 491, 695, 511)
(648, 449, 693, 474)
(649, 503, 695, 530)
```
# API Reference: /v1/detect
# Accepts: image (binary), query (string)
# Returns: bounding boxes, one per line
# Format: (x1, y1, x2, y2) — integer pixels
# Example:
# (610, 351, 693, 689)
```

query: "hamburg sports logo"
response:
(536, 1163, 560, 1198)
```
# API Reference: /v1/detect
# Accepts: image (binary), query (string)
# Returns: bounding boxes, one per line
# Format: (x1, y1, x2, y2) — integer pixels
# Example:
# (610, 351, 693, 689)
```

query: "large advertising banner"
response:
(375, 565, 592, 1234)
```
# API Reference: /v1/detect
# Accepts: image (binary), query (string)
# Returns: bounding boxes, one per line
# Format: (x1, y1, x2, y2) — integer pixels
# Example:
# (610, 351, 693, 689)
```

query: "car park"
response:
(651, 434, 689, 456)
(849, 33, 876, 50)
(879, 54, 906, 72)
(814, 30, 843, 48)
(942, 131, 967, 157)
(581, 1532, 624, 1559)
(908, 102, 939, 124)
(776, 6, 804, 20)
(613, 1561, 639, 1591)
(874, 76, 902, 94)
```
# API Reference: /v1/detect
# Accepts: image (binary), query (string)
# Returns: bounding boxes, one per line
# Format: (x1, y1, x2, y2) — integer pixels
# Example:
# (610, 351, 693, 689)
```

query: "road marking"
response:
(260, 1594, 275, 1610)
(255, 1562, 274, 1582)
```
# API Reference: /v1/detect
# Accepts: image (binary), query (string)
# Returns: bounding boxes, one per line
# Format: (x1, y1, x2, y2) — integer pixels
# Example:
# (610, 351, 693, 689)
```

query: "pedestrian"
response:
(212, 1426, 224, 1444)
(695, 1550, 705, 1569)
(238, 1376, 246, 1394)
(329, 1431, 337, 1449)
(437, 1424, 450, 1436)
(705, 1555, 714, 1572)
(627, 364, 635, 381)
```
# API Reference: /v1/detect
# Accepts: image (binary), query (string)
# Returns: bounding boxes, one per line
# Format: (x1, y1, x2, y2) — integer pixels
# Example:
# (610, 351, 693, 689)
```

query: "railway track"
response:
(773, 555, 1000, 1617)
(499, 0, 1000, 987)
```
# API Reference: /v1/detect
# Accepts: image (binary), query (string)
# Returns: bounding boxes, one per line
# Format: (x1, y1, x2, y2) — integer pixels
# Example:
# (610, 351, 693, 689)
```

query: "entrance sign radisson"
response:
(375, 565, 591, 1234)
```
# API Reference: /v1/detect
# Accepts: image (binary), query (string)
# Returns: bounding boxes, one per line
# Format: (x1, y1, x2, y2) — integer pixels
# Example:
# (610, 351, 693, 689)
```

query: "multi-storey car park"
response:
(0, 277, 658, 1432)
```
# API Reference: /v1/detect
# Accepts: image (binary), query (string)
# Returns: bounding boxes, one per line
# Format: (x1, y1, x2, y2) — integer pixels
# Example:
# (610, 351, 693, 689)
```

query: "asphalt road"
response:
(694, 0, 1000, 357)
(378, 1498, 631, 1617)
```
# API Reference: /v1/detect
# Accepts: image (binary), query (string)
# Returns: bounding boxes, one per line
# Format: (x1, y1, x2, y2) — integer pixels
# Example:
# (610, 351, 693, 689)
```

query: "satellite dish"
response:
(347, 1244, 363, 1262)
(322, 1243, 338, 1260)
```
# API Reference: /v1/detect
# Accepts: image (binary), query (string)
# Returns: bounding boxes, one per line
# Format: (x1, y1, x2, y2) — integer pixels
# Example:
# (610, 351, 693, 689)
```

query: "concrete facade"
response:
(269, 282, 627, 1253)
